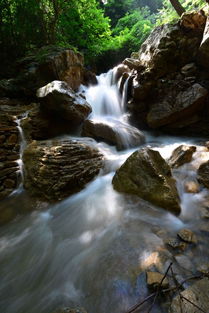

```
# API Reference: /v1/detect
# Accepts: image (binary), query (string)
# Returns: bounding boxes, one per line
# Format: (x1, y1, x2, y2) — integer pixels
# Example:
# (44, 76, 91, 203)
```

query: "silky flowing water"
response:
(1, 67, 209, 313)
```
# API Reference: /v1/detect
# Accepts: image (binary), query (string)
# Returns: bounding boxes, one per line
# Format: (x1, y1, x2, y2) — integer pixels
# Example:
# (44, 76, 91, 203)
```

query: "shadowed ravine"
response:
(1, 67, 209, 313)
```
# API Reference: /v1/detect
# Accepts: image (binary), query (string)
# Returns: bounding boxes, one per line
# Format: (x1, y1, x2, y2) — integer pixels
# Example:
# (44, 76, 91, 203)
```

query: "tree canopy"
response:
(0, 0, 207, 75)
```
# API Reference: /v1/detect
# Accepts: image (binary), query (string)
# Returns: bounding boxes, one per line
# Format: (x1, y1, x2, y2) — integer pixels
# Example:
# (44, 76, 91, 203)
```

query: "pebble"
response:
(177, 228, 197, 244)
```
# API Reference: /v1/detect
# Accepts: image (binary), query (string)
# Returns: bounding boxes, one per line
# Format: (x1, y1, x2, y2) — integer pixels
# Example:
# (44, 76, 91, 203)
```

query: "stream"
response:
(1, 66, 209, 313)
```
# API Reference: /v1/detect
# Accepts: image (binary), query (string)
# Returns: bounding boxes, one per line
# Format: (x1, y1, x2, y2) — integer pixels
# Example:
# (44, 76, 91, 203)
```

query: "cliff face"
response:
(123, 11, 209, 136)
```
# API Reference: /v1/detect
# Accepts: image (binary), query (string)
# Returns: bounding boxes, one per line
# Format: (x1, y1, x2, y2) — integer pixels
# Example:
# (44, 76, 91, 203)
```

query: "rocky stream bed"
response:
(1, 10, 209, 313)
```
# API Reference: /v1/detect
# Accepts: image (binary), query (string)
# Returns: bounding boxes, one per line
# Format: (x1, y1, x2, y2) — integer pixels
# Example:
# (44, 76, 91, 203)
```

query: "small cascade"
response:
(11, 113, 28, 195)
(83, 65, 145, 150)
(121, 74, 131, 113)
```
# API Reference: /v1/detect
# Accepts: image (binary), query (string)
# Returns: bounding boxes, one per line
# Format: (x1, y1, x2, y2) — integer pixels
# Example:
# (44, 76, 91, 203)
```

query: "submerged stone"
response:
(82, 119, 145, 150)
(169, 278, 209, 313)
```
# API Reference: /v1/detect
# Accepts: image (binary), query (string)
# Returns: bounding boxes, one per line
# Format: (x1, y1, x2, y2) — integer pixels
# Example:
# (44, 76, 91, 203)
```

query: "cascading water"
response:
(11, 112, 29, 195)
(81, 66, 145, 150)
(1, 66, 209, 313)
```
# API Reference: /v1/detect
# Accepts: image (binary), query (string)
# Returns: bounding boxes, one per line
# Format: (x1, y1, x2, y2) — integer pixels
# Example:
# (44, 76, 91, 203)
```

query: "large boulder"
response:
(37, 80, 91, 128)
(125, 11, 209, 136)
(147, 83, 208, 128)
(82, 119, 145, 150)
(23, 139, 104, 201)
(17, 46, 84, 94)
(112, 148, 180, 214)
(169, 278, 209, 313)
(198, 16, 209, 68)
(138, 12, 205, 78)
(197, 160, 209, 189)
(168, 145, 196, 168)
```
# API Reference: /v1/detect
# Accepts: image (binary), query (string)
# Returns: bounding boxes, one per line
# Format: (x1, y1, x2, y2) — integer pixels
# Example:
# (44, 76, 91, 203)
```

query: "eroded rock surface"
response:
(23, 139, 104, 201)
(0, 113, 19, 200)
(168, 145, 196, 168)
(147, 84, 208, 128)
(82, 119, 145, 150)
(112, 148, 180, 214)
(169, 278, 209, 313)
(197, 160, 209, 188)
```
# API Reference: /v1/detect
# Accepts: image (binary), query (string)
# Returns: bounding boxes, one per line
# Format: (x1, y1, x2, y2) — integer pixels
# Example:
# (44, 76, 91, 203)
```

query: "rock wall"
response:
(0, 113, 19, 200)
(0, 46, 85, 98)
(124, 11, 209, 136)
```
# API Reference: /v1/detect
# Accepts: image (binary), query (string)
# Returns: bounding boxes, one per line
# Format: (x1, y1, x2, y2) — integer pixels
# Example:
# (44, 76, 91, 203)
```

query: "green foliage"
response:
(95, 7, 154, 71)
(0, 0, 206, 76)
(0, 0, 111, 73)
(156, 0, 206, 25)
(103, 0, 134, 26)
(57, 0, 111, 60)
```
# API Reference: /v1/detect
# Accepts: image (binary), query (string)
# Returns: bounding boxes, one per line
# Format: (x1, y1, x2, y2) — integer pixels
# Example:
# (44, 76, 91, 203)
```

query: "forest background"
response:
(0, 0, 205, 76)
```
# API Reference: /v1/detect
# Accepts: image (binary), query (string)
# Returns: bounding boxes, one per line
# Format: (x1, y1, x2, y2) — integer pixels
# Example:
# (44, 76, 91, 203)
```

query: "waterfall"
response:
(82, 65, 145, 150)
(11, 113, 28, 195)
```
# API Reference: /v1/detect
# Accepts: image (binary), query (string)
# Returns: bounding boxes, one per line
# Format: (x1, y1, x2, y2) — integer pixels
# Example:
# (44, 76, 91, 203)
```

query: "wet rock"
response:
(36, 81, 91, 128)
(0, 113, 19, 200)
(169, 278, 209, 313)
(198, 16, 209, 68)
(177, 229, 197, 244)
(7, 133, 18, 145)
(112, 148, 181, 214)
(141, 250, 173, 273)
(175, 255, 195, 272)
(17, 46, 84, 95)
(146, 271, 169, 289)
(197, 160, 209, 189)
(180, 10, 206, 31)
(23, 139, 104, 201)
(114, 64, 130, 81)
(200, 207, 209, 219)
(165, 237, 187, 251)
(21, 106, 76, 140)
(82, 119, 145, 150)
(181, 63, 197, 76)
(138, 13, 203, 79)
(168, 145, 196, 168)
(147, 84, 208, 128)
(184, 181, 200, 193)
(0, 79, 22, 98)
(197, 263, 209, 274)
(123, 58, 143, 71)
(83, 69, 97, 86)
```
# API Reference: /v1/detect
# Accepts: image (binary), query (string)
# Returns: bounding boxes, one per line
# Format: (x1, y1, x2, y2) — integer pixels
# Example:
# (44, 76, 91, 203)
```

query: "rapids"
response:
(1, 66, 209, 313)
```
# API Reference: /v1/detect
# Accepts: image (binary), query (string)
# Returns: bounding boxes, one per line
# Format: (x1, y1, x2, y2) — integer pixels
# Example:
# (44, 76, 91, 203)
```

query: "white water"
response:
(10, 113, 29, 196)
(81, 67, 144, 150)
(1, 66, 209, 313)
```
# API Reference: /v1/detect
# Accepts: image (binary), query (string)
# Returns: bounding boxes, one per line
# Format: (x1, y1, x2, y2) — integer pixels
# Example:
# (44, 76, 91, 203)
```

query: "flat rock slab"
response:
(169, 278, 209, 313)
(177, 228, 197, 244)
(147, 271, 169, 289)
(23, 139, 104, 201)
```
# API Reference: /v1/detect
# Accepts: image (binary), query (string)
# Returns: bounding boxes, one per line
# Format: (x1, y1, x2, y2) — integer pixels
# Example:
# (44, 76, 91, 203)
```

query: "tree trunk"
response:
(169, 0, 185, 16)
